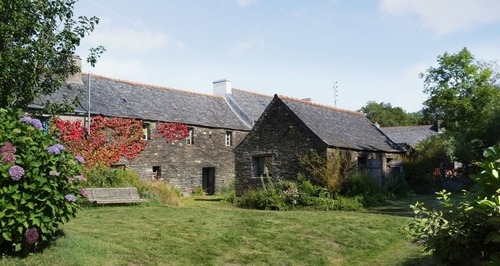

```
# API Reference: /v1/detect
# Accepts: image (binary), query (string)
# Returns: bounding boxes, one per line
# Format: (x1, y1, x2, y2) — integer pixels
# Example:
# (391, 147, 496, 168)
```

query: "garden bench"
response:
(86, 187, 148, 204)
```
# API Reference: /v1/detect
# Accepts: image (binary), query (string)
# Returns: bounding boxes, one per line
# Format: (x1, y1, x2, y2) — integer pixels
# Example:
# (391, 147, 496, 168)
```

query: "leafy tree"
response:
(421, 48, 500, 164)
(358, 101, 424, 127)
(0, 0, 104, 109)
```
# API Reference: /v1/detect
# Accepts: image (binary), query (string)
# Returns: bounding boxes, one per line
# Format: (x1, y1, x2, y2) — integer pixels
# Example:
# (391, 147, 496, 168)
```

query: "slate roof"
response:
(32, 74, 250, 131)
(230, 89, 273, 122)
(276, 95, 403, 153)
(380, 125, 439, 147)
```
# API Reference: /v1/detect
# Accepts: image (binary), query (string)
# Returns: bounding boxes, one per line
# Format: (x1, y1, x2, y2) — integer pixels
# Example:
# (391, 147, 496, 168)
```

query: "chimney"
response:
(213, 79, 232, 96)
(66, 55, 84, 85)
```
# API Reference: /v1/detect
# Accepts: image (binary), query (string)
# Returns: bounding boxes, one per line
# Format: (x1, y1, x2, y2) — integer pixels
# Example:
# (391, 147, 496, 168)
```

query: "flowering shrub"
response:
(0, 108, 86, 254)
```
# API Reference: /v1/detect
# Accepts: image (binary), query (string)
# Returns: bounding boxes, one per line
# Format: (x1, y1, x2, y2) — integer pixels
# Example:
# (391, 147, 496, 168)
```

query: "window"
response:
(252, 155, 273, 177)
(142, 123, 150, 140)
(186, 127, 194, 145)
(357, 156, 368, 171)
(225, 131, 233, 146)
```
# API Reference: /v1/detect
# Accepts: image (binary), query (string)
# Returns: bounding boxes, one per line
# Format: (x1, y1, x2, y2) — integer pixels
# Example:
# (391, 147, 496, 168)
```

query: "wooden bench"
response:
(86, 187, 148, 204)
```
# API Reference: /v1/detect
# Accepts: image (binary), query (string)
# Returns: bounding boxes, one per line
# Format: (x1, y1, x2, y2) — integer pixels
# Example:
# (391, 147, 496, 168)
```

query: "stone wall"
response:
(234, 98, 327, 196)
(118, 123, 247, 194)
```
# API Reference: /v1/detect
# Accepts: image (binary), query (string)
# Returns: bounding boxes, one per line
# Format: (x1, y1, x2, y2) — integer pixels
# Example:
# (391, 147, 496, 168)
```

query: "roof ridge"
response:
(232, 88, 274, 98)
(81, 73, 222, 99)
(278, 94, 363, 116)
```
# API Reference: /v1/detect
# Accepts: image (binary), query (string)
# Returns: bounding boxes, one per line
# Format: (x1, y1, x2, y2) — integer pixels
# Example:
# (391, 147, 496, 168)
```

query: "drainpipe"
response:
(87, 73, 91, 135)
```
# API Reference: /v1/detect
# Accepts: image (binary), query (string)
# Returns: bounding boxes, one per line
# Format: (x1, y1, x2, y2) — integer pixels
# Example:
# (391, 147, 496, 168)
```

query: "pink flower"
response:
(79, 188, 88, 198)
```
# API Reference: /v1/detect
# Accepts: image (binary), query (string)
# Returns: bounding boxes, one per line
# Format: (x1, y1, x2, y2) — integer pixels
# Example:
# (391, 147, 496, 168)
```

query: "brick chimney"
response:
(66, 55, 84, 85)
(213, 79, 232, 96)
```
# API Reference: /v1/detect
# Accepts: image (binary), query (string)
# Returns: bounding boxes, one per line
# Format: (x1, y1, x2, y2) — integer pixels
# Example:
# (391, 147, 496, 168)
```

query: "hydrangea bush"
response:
(0, 108, 86, 254)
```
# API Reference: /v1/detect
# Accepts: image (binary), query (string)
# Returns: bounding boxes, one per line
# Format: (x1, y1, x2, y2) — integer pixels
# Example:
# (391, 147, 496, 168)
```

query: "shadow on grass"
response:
(400, 255, 435, 266)
(0, 229, 65, 258)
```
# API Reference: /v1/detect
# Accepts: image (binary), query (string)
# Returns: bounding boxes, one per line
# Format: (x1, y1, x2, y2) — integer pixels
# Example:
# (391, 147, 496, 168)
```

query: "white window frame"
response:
(142, 123, 150, 140)
(225, 131, 233, 146)
(186, 127, 194, 145)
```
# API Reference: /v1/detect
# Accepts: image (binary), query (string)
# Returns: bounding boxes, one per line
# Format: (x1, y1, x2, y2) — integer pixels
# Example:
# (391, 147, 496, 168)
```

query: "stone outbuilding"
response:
(233, 95, 405, 196)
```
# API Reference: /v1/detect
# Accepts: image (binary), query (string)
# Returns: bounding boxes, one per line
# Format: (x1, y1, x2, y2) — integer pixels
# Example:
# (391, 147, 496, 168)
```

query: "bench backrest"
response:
(87, 187, 142, 201)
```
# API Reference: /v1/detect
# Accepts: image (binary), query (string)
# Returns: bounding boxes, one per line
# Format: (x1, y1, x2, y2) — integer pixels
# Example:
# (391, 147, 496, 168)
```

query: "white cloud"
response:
(380, 0, 500, 36)
(82, 59, 145, 82)
(84, 28, 168, 54)
(235, 0, 259, 7)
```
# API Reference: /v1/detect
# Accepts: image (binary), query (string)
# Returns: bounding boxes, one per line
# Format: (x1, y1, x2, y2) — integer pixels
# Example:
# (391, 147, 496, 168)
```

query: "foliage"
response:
(237, 174, 364, 211)
(421, 47, 500, 164)
(403, 144, 500, 265)
(154, 122, 189, 143)
(403, 135, 453, 193)
(0, 108, 86, 254)
(0, 0, 104, 109)
(54, 116, 147, 167)
(83, 165, 137, 188)
(338, 171, 392, 207)
(358, 101, 426, 126)
(299, 149, 356, 194)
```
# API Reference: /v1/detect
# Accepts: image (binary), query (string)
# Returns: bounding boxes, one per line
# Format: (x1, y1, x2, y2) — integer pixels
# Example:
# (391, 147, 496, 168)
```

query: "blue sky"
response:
(74, 0, 500, 112)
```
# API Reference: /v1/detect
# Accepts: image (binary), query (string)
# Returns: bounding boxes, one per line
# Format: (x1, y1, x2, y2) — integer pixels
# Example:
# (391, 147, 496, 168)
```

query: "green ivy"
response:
(0, 108, 86, 254)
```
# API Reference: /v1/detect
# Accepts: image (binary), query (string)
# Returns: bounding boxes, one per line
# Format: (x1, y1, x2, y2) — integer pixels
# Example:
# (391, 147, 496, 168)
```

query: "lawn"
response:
(1, 198, 432, 266)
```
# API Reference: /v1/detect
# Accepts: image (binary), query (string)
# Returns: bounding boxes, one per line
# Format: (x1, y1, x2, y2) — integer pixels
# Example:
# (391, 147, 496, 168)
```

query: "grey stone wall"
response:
(118, 123, 247, 194)
(234, 99, 327, 196)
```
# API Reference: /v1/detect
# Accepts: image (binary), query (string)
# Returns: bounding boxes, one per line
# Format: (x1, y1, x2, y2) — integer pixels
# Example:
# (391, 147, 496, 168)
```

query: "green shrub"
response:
(84, 165, 139, 188)
(0, 108, 86, 254)
(403, 144, 500, 265)
(339, 171, 380, 197)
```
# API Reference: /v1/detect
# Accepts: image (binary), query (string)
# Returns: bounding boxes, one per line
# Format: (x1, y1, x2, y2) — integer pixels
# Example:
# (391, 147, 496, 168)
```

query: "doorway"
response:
(202, 167, 216, 195)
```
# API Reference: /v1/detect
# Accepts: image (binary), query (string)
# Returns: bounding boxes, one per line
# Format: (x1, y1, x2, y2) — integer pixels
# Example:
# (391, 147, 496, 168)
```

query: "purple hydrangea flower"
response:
(0, 142, 16, 154)
(79, 188, 88, 198)
(47, 145, 61, 155)
(20, 117, 43, 130)
(49, 170, 60, 176)
(65, 194, 77, 202)
(54, 144, 65, 151)
(9, 165, 25, 181)
(75, 155, 85, 164)
(2, 152, 16, 164)
(25, 228, 39, 245)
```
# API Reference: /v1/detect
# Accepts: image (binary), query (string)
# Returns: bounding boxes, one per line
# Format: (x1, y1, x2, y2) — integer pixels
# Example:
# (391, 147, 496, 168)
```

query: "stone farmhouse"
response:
(29, 70, 406, 195)
(30, 74, 250, 194)
(233, 95, 405, 196)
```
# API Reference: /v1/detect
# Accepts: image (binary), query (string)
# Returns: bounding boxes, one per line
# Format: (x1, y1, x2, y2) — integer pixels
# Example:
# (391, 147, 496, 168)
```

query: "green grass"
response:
(1, 199, 432, 266)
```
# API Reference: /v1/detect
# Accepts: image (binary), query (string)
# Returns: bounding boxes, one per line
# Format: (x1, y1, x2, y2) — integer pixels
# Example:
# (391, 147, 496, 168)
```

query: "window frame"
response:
(225, 131, 233, 146)
(186, 127, 194, 145)
(142, 122, 150, 140)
